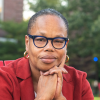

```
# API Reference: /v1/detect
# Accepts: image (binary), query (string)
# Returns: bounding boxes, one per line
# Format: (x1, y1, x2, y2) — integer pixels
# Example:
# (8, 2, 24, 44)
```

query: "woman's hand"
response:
(35, 71, 57, 100)
(43, 55, 67, 100)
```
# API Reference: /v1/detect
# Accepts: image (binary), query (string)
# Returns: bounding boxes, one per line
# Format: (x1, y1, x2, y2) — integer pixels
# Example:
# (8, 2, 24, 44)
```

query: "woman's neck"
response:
(29, 61, 40, 84)
(31, 66, 40, 83)
(29, 62, 40, 93)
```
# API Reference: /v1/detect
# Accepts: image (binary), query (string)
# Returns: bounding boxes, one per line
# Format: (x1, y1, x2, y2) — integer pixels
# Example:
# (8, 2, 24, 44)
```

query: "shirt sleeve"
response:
(82, 74, 94, 100)
(0, 68, 13, 100)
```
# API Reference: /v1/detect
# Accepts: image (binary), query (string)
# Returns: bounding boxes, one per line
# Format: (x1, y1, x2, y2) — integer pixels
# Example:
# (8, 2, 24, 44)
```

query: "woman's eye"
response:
(35, 38, 46, 42)
(54, 39, 64, 43)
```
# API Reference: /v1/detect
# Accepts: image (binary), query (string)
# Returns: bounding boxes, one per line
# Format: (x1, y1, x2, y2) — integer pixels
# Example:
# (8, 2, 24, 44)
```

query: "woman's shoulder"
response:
(0, 57, 24, 74)
(64, 65, 94, 99)
(64, 64, 87, 82)
(0, 58, 25, 100)
(0, 57, 30, 81)
(0, 58, 23, 80)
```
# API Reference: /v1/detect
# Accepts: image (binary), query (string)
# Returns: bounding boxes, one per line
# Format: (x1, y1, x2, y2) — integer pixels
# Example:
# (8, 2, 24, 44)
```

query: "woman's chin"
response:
(40, 66, 53, 72)
(38, 62, 58, 72)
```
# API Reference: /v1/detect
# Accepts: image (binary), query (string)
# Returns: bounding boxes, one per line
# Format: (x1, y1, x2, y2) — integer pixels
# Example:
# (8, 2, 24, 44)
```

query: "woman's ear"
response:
(66, 39, 69, 48)
(25, 35, 29, 52)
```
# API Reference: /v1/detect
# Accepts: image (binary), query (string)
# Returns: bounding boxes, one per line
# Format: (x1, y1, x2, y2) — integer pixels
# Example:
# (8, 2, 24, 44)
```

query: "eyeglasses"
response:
(28, 34, 68, 49)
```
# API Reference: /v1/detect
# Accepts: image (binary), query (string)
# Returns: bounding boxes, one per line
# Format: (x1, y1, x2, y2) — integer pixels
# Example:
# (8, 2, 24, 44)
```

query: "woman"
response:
(0, 9, 94, 100)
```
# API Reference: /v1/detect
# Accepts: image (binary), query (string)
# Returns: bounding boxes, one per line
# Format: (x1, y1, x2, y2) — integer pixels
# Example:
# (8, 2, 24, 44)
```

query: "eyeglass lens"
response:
(34, 37, 65, 49)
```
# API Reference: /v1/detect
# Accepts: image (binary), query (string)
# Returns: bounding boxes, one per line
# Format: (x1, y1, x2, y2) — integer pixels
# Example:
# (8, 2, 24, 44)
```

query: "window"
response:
(0, 0, 4, 21)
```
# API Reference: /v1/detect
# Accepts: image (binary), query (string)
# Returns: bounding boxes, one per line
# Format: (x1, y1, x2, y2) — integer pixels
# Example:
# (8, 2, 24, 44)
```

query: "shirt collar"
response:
(63, 65, 73, 83)
(16, 57, 31, 79)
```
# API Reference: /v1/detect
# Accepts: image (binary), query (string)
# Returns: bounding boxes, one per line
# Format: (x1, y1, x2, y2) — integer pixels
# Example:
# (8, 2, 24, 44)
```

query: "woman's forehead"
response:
(30, 15, 67, 37)
(36, 15, 66, 28)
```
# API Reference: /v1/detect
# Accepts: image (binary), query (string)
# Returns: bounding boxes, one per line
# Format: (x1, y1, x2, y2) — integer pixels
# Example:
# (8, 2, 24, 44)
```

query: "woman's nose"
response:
(44, 40, 54, 52)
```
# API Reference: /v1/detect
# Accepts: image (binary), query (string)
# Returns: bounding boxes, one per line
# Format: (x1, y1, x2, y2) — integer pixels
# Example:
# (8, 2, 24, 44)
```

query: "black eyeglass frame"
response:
(28, 34, 69, 49)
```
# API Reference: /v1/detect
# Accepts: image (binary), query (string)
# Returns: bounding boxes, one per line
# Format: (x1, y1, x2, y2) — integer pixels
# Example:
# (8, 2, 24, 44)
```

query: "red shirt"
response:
(0, 57, 94, 100)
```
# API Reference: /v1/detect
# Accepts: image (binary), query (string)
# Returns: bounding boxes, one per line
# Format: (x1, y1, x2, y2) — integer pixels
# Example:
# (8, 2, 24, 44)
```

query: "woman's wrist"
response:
(34, 97, 48, 100)
(35, 95, 51, 100)
(55, 95, 66, 100)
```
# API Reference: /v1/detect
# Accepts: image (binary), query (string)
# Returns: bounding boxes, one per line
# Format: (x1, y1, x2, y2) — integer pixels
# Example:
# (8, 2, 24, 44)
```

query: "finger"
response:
(43, 71, 50, 75)
(50, 67, 68, 74)
(59, 54, 66, 68)
(49, 67, 68, 74)
(40, 71, 43, 75)
(62, 67, 68, 74)
(43, 66, 68, 76)
(49, 69, 63, 81)
(43, 66, 58, 76)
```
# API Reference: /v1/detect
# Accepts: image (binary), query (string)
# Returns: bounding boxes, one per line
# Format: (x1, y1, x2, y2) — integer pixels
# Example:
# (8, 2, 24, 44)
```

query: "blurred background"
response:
(0, 0, 100, 98)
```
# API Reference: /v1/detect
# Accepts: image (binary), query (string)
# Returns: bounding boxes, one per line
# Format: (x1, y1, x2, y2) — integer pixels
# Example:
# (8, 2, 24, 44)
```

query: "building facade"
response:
(0, 0, 23, 37)
(0, 0, 23, 22)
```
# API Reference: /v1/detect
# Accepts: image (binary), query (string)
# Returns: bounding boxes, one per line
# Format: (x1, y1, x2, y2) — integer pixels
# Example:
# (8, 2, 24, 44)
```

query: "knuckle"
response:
(58, 69, 61, 73)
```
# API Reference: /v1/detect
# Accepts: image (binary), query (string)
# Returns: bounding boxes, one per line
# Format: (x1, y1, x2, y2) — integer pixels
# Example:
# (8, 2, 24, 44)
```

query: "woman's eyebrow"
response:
(36, 31, 65, 37)
(55, 34, 65, 37)
(36, 31, 46, 36)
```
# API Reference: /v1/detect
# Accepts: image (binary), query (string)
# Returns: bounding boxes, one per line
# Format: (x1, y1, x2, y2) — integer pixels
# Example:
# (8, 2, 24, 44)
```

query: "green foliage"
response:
(0, 42, 21, 60)
(0, 21, 28, 60)
(1, 21, 28, 46)
(28, 0, 62, 11)
(94, 97, 100, 100)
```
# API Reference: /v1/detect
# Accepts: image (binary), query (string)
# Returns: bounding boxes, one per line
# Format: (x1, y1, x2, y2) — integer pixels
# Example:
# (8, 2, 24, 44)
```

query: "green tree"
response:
(0, 21, 28, 60)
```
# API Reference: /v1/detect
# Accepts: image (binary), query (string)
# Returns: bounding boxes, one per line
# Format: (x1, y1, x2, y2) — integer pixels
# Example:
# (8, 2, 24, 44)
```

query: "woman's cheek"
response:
(58, 50, 66, 63)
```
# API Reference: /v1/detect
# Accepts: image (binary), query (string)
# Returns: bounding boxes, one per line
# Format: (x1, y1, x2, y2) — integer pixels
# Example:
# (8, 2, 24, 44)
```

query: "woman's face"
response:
(25, 15, 68, 72)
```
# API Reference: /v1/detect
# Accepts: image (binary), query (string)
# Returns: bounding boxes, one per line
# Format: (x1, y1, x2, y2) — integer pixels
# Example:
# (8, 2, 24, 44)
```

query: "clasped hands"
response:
(35, 55, 68, 100)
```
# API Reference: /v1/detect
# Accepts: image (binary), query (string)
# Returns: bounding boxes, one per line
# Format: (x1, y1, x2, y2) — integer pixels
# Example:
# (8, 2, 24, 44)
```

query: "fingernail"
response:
(43, 72, 49, 75)
(40, 71, 43, 75)
(65, 70, 68, 74)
